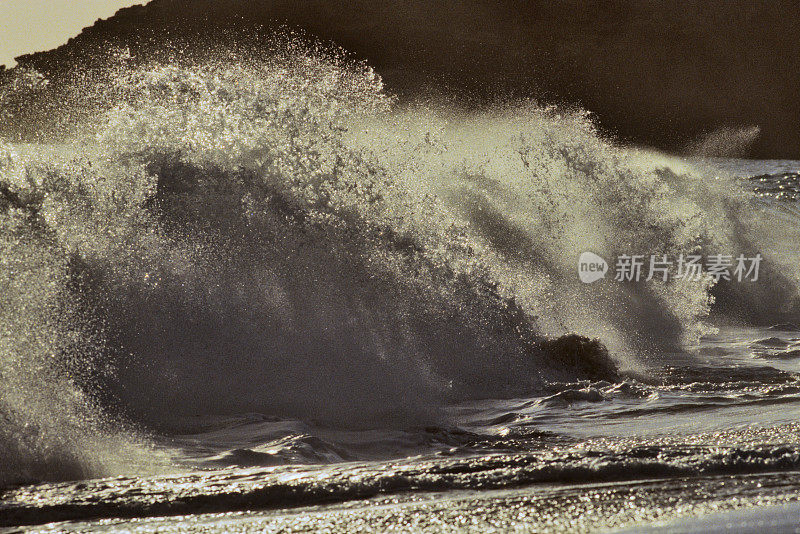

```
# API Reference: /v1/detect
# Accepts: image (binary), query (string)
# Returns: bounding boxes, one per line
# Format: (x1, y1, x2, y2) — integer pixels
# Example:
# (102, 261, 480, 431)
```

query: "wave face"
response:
(1, 38, 799, 487)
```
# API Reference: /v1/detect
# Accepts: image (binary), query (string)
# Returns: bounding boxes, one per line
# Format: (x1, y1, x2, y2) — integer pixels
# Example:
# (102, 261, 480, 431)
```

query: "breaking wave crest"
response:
(1, 37, 799, 486)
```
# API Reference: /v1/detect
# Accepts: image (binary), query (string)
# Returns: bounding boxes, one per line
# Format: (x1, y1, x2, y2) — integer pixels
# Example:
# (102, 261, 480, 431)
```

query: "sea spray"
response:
(0, 142, 168, 486)
(1, 37, 799, 486)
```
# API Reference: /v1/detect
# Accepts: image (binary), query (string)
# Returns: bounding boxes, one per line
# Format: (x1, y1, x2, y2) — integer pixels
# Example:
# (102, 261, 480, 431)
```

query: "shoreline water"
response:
(2, 43, 800, 531)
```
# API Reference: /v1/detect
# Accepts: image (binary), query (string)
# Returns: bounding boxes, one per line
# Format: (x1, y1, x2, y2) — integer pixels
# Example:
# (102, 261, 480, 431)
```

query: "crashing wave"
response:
(1, 37, 799, 486)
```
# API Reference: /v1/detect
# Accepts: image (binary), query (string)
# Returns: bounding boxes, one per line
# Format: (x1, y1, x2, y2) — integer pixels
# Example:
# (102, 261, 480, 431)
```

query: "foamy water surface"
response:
(2, 40, 800, 531)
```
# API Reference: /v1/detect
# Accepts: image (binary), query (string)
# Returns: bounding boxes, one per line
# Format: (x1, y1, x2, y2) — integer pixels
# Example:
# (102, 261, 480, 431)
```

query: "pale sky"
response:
(0, 1, 143, 67)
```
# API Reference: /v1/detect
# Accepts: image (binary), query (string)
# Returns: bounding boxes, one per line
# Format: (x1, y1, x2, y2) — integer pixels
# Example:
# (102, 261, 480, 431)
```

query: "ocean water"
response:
(2, 41, 800, 531)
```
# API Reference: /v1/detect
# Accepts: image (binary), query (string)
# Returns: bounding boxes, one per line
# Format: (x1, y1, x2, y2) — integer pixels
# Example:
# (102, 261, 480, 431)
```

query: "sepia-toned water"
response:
(2, 39, 800, 531)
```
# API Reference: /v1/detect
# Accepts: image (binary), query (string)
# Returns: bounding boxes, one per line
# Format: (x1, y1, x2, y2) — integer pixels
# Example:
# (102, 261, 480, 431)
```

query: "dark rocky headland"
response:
(2, 0, 799, 158)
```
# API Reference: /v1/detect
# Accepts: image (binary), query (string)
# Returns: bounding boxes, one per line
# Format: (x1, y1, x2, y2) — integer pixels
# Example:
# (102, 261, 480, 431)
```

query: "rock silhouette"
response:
(4, 0, 800, 158)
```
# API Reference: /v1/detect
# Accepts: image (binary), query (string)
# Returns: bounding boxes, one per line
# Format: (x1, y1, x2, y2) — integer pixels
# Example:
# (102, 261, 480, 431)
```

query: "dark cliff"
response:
(7, 0, 800, 158)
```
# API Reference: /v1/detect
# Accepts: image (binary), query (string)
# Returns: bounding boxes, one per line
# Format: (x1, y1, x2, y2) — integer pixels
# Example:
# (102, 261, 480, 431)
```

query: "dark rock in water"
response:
(3, 0, 800, 158)
(541, 334, 619, 382)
